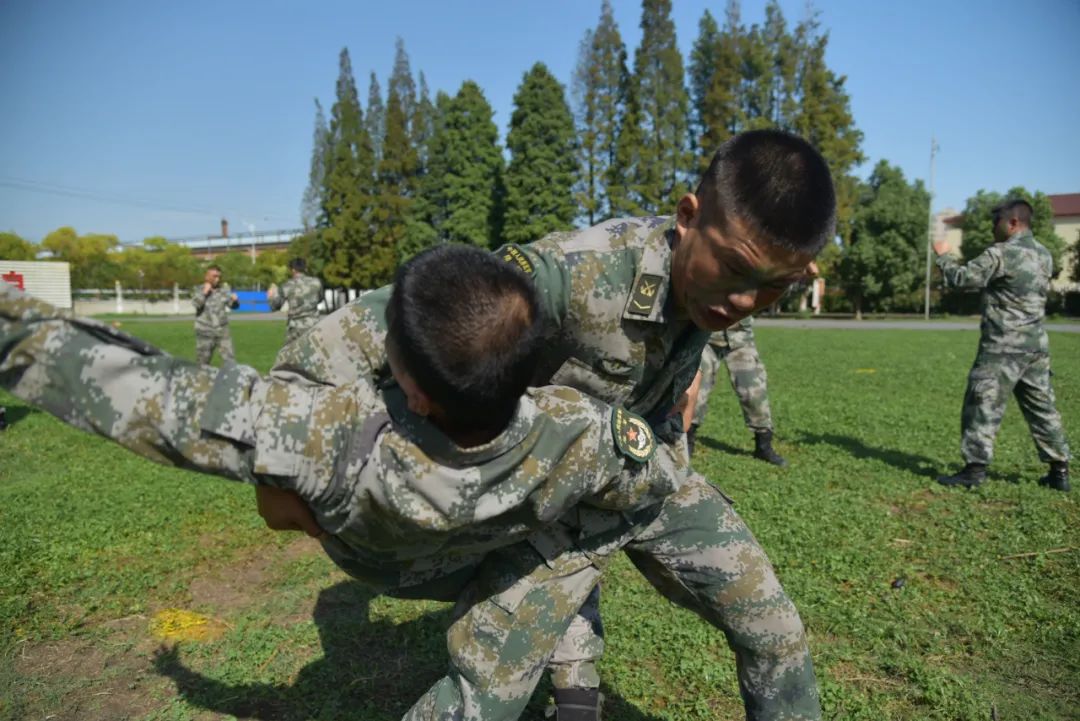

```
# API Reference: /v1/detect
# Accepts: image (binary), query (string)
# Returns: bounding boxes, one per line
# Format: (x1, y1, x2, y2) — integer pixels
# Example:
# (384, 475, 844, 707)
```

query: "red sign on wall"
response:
(2, 271, 24, 290)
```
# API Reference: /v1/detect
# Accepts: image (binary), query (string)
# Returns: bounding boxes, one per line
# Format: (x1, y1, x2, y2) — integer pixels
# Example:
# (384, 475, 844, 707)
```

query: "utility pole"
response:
(924, 137, 939, 320)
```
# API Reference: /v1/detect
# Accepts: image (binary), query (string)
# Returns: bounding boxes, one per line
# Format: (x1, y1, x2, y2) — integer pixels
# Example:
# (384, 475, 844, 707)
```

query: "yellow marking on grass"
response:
(854, 368, 877, 374)
(150, 608, 226, 642)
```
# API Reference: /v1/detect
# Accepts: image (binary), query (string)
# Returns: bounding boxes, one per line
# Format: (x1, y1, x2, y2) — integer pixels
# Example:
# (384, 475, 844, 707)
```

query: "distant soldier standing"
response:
(191, 264, 239, 364)
(267, 258, 323, 345)
(934, 198, 1071, 491)
(687, 316, 787, 466)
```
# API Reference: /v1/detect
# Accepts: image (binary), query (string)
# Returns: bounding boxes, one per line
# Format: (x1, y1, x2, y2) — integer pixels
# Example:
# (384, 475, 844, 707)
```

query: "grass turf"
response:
(0, 320, 1077, 720)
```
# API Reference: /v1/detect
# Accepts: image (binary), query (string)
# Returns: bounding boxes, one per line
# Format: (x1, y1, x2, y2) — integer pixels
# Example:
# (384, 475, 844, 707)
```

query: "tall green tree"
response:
(375, 88, 420, 265)
(1070, 229, 1080, 284)
(837, 161, 930, 317)
(609, 83, 647, 217)
(114, 237, 202, 289)
(689, 5, 743, 164)
(502, 63, 579, 245)
(958, 188, 1065, 275)
(630, 0, 692, 214)
(572, 0, 630, 224)
(317, 48, 380, 288)
(300, 99, 330, 231)
(411, 72, 437, 170)
(388, 38, 417, 136)
(365, 71, 385, 162)
(412, 82, 504, 249)
(0, 231, 36, 260)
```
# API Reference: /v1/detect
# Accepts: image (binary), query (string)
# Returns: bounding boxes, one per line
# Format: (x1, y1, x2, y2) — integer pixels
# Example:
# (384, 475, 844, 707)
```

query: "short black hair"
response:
(386, 244, 544, 433)
(288, 257, 307, 273)
(695, 129, 836, 255)
(207, 264, 222, 272)
(992, 198, 1033, 228)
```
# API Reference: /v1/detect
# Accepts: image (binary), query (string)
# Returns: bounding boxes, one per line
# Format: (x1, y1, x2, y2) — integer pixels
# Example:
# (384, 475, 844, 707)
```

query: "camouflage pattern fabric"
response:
(936, 230, 1053, 354)
(194, 329, 235, 365)
(269, 272, 324, 345)
(938, 230, 1070, 464)
(960, 352, 1070, 465)
(692, 317, 773, 432)
(273, 221, 819, 718)
(192, 281, 238, 364)
(1, 284, 821, 720)
(191, 282, 237, 335)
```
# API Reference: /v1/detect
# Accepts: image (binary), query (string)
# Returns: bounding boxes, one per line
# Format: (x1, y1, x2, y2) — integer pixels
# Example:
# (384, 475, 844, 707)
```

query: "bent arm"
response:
(191, 286, 208, 313)
(937, 247, 1002, 290)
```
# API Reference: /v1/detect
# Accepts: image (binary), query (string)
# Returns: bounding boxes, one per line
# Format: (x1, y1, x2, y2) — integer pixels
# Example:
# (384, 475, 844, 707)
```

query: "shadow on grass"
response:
(794, 431, 939, 477)
(0, 403, 35, 428)
(154, 580, 666, 721)
(696, 434, 753, 459)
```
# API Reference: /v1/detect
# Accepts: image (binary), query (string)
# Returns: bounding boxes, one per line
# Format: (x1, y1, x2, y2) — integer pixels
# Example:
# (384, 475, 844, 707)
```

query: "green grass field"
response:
(1, 320, 1077, 721)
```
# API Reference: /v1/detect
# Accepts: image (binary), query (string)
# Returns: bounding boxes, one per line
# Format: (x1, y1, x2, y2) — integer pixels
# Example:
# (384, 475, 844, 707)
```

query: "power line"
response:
(0, 175, 295, 223)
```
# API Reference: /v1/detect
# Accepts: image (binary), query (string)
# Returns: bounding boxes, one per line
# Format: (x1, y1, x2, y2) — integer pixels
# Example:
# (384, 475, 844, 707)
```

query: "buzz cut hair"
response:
(992, 198, 1034, 228)
(386, 244, 544, 433)
(207, 264, 222, 272)
(288, 257, 307, 273)
(695, 129, 837, 255)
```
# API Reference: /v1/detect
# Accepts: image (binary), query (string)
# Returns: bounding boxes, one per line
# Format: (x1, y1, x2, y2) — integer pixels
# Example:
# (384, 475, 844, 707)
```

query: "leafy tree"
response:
(300, 99, 330, 231)
(115, 236, 203, 289)
(608, 83, 647, 217)
(254, 249, 289, 287)
(388, 38, 417, 136)
(412, 82, 504, 249)
(0, 231, 36, 260)
(365, 72, 386, 163)
(572, 0, 629, 224)
(1070, 228, 1080, 283)
(213, 251, 259, 289)
(837, 161, 929, 317)
(411, 72, 437, 171)
(630, 0, 692, 214)
(317, 48, 379, 288)
(502, 63, 579, 245)
(689, 5, 743, 164)
(958, 188, 1065, 275)
(41, 227, 122, 288)
(375, 88, 419, 268)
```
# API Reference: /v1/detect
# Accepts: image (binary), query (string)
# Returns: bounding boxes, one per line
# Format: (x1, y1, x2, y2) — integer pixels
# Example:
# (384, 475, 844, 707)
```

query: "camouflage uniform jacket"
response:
(0, 285, 682, 593)
(936, 230, 1053, 354)
(706, 316, 755, 352)
(272, 218, 712, 443)
(269, 273, 323, 328)
(191, 282, 238, 335)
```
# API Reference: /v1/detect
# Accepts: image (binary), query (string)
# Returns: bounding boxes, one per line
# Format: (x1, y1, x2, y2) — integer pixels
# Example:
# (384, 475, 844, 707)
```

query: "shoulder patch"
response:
(612, 407, 656, 463)
(627, 273, 664, 316)
(497, 244, 535, 277)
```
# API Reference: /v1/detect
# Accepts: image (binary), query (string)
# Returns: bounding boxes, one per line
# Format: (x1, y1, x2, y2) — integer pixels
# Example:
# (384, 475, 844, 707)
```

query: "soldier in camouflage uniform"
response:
(268, 257, 324, 346)
(688, 316, 787, 466)
(270, 130, 837, 720)
(1, 245, 819, 721)
(934, 198, 1070, 491)
(191, 264, 239, 364)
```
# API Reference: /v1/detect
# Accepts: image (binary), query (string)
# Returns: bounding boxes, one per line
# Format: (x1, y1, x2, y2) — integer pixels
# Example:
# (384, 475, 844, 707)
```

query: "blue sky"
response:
(1, 0, 1078, 243)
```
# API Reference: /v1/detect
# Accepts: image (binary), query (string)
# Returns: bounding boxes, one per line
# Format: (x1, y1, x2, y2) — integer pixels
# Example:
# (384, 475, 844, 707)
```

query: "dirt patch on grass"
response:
(188, 535, 320, 611)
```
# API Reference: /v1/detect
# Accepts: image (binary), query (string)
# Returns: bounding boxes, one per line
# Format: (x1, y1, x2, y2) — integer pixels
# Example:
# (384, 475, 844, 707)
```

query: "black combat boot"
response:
(1038, 462, 1070, 492)
(753, 430, 787, 467)
(0, 406, 7, 431)
(686, 424, 699, 457)
(937, 463, 987, 488)
(549, 688, 603, 721)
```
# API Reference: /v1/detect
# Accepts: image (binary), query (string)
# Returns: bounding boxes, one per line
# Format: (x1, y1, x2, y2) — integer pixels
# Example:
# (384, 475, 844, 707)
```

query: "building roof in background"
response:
(943, 193, 1080, 227)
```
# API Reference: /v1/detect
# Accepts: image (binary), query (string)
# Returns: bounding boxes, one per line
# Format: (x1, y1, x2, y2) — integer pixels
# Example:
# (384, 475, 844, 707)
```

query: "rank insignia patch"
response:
(498, 244, 535, 276)
(627, 274, 663, 316)
(612, 407, 656, 462)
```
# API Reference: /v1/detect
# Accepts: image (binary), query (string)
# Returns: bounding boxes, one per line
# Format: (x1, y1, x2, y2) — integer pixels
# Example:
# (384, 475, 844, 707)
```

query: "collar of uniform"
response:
(382, 385, 538, 468)
(621, 216, 677, 324)
(1006, 229, 1034, 243)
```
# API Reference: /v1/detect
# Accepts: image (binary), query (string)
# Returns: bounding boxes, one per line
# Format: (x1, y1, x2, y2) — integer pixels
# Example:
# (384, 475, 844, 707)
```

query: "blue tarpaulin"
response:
(234, 290, 270, 313)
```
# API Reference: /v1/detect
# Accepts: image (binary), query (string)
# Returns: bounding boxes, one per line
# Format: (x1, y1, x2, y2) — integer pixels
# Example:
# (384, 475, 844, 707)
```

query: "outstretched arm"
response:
(935, 244, 1003, 290)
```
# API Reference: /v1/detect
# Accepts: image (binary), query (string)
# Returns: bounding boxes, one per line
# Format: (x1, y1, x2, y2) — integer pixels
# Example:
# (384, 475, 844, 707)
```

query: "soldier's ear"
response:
(675, 193, 699, 229)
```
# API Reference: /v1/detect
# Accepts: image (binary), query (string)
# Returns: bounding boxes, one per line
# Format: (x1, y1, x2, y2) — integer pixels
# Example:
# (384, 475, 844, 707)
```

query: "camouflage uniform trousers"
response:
(404, 474, 820, 721)
(283, 315, 319, 347)
(960, 351, 1071, 465)
(694, 343, 773, 432)
(194, 330, 235, 365)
